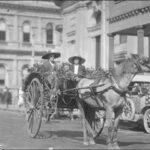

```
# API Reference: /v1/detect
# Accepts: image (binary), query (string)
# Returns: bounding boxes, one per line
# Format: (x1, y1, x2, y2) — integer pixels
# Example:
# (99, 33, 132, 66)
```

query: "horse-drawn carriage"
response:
(23, 62, 105, 138)
(22, 54, 150, 149)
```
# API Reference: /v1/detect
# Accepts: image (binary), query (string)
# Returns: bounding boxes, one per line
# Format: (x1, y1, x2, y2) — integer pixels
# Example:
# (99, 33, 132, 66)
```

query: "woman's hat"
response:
(68, 55, 85, 64)
(42, 51, 61, 59)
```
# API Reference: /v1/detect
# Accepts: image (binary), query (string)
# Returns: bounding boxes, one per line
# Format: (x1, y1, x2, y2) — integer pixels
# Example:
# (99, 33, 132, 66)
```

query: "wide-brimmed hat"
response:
(68, 55, 85, 64)
(42, 51, 61, 59)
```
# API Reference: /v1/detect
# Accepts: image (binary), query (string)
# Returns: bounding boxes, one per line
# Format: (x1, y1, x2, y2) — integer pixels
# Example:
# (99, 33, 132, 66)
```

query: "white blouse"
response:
(74, 65, 79, 75)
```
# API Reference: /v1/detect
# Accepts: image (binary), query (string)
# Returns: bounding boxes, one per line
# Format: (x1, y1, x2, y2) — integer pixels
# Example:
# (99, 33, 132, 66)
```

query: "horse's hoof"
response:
(107, 143, 113, 150)
(112, 142, 120, 149)
(83, 141, 89, 146)
(89, 139, 95, 145)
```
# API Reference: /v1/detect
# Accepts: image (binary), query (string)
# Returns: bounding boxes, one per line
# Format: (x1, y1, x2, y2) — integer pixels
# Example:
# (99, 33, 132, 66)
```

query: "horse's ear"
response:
(126, 53, 132, 59)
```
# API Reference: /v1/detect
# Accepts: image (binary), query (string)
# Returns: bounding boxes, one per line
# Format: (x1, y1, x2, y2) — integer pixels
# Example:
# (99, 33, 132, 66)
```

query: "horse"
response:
(76, 55, 149, 149)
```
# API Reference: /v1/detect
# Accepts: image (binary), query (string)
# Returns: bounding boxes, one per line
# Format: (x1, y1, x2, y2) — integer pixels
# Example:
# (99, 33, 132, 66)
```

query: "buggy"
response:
(23, 63, 106, 138)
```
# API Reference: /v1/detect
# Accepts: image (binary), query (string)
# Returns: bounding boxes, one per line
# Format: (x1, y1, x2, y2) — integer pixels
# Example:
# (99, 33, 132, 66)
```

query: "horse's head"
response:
(118, 55, 142, 76)
(113, 54, 150, 91)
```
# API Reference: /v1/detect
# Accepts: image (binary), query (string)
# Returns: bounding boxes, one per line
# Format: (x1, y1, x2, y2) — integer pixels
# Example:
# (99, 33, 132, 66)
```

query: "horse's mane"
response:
(86, 67, 111, 80)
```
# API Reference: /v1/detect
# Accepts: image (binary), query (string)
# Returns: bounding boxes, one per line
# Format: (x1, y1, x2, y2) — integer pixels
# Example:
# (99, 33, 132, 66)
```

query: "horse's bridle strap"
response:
(110, 75, 127, 96)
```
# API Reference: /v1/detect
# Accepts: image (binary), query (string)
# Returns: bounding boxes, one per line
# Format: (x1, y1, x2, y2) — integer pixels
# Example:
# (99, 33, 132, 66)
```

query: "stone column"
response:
(108, 33, 115, 69)
(13, 57, 17, 86)
(14, 15, 18, 42)
(137, 26, 144, 56)
(37, 17, 41, 44)
(8, 25, 13, 43)
(6, 26, 10, 42)
(18, 26, 22, 45)
(42, 28, 46, 48)
(148, 37, 150, 58)
(101, 0, 109, 70)
(53, 24, 57, 45)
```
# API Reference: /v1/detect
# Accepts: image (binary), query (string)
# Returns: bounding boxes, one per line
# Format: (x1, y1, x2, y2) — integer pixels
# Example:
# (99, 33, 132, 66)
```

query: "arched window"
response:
(0, 19, 6, 41)
(23, 21, 30, 42)
(0, 65, 5, 86)
(46, 23, 53, 44)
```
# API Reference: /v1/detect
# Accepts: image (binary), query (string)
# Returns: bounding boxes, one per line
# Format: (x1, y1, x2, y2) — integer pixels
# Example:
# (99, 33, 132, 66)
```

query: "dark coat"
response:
(42, 60, 58, 73)
(3, 90, 12, 104)
(70, 64, 86, 78)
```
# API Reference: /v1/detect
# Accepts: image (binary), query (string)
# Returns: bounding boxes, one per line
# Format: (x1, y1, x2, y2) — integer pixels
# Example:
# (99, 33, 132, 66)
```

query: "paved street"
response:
(0, 110, 150, 149)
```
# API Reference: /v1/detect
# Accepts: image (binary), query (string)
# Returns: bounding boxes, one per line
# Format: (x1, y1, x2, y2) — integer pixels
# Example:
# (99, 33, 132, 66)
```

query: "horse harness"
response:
(80, 75, 127, 107)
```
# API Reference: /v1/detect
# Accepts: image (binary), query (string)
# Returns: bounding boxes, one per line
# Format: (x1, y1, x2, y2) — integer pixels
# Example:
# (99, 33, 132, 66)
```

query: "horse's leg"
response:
(105, 106, 114, 149)
(77, 100, 88, 145)
(84, 105, 96, 145)
(112, 106, 124, 149)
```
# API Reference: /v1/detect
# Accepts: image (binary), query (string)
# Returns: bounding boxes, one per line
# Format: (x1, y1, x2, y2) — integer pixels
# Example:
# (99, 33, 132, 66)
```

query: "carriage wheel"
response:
(24, 78, 43, 138)
(92, 110, 105, 139)
(121, 97, 135, 121)
(143, 108, 150, 134)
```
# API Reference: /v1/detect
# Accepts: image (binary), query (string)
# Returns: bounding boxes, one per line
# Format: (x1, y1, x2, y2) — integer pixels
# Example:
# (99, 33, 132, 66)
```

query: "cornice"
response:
(0, 2, 61, 14)
(63, 2, 87, 15)
(0, 49, 45, 56)
(87, 24, 101, 32)
(108, 5, 150, 24)
(67, 30, 76, 37)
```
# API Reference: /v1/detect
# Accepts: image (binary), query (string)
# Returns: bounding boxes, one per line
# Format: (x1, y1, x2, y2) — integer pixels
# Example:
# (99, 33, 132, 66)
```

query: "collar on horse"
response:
(110, 75, 127, 97)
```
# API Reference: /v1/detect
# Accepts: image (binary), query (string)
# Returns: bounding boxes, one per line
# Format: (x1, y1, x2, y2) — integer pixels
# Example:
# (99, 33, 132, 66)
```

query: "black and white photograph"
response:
(1, 0, 150, 149)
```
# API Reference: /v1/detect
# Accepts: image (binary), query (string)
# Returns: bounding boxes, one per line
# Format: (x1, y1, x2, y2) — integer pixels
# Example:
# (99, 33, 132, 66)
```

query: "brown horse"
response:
(76, 55, 148, 149)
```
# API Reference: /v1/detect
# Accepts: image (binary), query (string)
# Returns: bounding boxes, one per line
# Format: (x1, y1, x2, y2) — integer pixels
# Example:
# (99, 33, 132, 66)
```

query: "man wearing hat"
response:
(42, 51, 61, 95)
(68, 55, 86, 81)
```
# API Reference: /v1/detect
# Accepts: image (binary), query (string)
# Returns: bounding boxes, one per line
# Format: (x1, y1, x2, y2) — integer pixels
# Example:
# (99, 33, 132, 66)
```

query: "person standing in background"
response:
(3, 87, 12, 108)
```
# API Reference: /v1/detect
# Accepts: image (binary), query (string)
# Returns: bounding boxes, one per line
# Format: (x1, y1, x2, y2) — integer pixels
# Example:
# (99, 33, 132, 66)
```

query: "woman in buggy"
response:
(41, 50, 61, 97)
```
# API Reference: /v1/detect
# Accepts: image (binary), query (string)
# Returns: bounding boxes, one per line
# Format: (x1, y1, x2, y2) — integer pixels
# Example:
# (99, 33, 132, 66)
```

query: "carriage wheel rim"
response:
(25, 78, 43, 138)
(144, 109, 150, 133)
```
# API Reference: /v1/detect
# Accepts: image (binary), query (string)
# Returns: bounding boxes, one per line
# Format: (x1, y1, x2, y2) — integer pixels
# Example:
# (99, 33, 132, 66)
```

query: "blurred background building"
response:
(108, 0, 150, 68)
(0, 0, 62, 104)
(55, 0, 106, 69)
(1, 0, 150, 105)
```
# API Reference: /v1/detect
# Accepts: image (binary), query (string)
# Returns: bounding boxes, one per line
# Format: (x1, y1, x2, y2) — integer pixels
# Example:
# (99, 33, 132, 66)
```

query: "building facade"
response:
(58, 1, 105, 69)
(55, 0, 150, 70)
(0, 1, 62, 104)
(108, 0, 150, 68)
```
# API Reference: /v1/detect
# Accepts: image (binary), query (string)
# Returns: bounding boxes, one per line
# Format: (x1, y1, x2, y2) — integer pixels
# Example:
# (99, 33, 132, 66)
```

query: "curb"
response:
(0, 106, 25, 113)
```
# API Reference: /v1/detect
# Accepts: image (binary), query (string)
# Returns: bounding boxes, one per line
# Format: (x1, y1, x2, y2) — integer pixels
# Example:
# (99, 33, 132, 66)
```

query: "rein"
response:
(110, 75, 127, 96)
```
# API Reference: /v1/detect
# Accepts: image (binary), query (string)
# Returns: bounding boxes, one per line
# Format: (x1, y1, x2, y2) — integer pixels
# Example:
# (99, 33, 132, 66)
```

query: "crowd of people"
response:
(0, 86, 12, 108)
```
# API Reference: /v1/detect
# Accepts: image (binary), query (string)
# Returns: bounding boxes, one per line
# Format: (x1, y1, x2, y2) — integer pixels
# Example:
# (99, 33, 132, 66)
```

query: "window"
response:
(95, 11, 101, 24)
(0, 19, 6, 41)
(92, 10, 101, 25)
(46, 23, 53, 44)
(119, 35, 127, 44)
(0, 65, 5, 86)
(23, 22, 30, 43)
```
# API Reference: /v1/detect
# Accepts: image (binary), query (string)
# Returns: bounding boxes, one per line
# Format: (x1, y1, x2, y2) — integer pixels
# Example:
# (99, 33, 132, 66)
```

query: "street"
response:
(0, 110, 150, 149)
